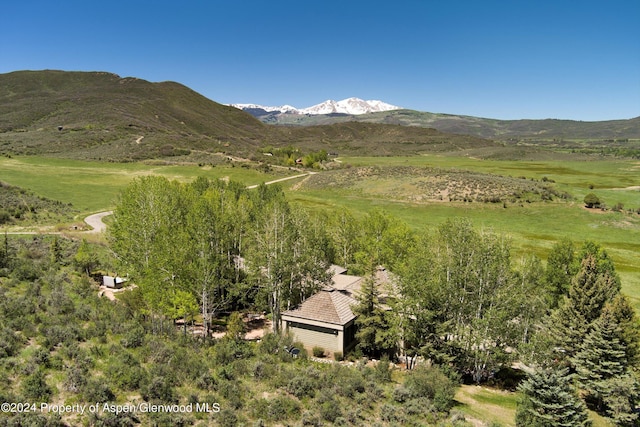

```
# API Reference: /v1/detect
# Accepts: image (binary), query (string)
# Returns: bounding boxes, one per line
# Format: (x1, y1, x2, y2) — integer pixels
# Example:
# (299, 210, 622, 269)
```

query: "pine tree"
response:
(548, 254, 619, 359)
(353, 274, 396, 358)
(572, 303, 640, 424)
(516, 368, 591, 427)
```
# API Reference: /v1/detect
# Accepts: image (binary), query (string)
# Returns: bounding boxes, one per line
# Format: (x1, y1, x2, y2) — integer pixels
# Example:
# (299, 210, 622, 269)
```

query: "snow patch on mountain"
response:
(230, 97, 401, 115)
(230, 103, 299, 114)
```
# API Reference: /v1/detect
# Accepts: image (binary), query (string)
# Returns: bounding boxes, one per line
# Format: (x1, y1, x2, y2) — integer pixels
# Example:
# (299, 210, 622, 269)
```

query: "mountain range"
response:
(231, 97, 401, 116)
(234, 101, 640, 141)
(0, 70, 493, 161)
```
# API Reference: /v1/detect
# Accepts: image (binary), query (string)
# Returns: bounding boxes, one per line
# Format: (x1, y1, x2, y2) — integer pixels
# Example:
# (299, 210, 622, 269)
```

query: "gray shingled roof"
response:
(283, 289, 357, 325)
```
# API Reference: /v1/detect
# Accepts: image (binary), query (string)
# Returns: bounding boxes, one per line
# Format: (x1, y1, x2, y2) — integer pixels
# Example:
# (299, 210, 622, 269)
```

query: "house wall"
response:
(284, 319, 344, 354)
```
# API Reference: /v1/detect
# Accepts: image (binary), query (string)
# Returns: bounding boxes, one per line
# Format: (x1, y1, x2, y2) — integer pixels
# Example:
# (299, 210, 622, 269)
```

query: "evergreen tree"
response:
(572, 303, 640, 424)
(548, 254, 620, 359)
(516, 368, 591, 427)
(608, 294, 640, 367)
(353, 274, 396, 359)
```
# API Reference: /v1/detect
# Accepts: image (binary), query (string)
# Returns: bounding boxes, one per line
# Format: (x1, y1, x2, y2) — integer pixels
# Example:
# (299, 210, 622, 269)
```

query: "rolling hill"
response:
(0, 70, 496, 161)
(248, 107, 640, 140)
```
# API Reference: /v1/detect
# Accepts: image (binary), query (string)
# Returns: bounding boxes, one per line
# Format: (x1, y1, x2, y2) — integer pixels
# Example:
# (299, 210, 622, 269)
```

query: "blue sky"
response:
(1, 0, 639, 120)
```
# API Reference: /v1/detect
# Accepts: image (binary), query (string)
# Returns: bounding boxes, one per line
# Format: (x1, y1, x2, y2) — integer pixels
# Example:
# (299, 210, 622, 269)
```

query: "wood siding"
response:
(286, 322, 342, 353)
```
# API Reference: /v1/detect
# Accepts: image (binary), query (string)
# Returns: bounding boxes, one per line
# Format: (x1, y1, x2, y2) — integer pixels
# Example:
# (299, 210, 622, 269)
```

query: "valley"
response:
(1, 70, 639, 427)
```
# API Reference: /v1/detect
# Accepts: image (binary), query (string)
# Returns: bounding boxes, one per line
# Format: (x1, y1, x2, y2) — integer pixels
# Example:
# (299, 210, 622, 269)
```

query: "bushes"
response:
(142, 375, 176, 403)
(399, 365, 458, 412)
(21, 368, 51, 401)
(250, 396, 300, 422)
(312, 346, 325, 358)
(0, 327, 25, 358)
(287, 374, 317, 399)
(83, 378, 115, 403)
(107, 356, 147, 391)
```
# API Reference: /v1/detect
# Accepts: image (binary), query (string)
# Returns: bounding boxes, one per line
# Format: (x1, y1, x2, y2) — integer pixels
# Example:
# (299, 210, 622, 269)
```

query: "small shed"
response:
(102, 275, 126, 289)
(281, 288, 357, 355)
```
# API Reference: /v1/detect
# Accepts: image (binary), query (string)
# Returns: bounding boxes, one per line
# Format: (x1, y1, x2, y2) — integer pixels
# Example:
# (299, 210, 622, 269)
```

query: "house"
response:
(280, 265, 398, 356)
(281, 287, 357, 355)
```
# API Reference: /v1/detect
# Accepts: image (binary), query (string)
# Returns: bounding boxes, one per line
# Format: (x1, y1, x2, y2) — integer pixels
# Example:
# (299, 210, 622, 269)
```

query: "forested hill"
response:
(0, 70, 496, 161)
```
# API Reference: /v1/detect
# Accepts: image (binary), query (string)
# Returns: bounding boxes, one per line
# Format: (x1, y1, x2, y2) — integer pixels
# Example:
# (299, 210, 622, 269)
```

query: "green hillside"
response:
(0, 70, 497, 161)
(259, 108, 640, 140)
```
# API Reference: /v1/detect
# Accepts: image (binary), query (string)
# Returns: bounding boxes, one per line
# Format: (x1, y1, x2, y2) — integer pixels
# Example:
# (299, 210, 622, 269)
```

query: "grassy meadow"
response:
(0, 156, 290, 213)
(1, 153, 638, 310)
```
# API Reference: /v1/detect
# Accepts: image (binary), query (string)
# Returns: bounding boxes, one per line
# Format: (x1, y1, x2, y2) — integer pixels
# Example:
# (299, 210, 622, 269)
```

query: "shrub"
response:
(392, 386, 413, 403)
(584, 192, 601, 208)
(195, 372, 217, 391)
(108, 358, 147, 391)
(142, 376, 176, 403)
(312, 346, 325, 357)
(82, 378, 115, 403)
(267, 396, 300, 421)
(334, 351, 343, 361)
(217, 408, 239, 427)
(380, 403, 405, 424)
(21, 369, 51, 401)
(0, 209, 11, 224)
(374, 354, 392, 382)
(403, 365, 457, 412)
(287, 375, 317, 398)
(320, 398, 342, 423)
(0, 327, 25, 358)
(120, 324, 145, 348)
(64, 366, 87, 393)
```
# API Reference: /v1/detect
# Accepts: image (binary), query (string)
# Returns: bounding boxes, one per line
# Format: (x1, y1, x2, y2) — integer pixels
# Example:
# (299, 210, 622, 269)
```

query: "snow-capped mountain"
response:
(230, 97, 401, 116)
(300, 98, 401, 115)
(229, 103, 299, 114)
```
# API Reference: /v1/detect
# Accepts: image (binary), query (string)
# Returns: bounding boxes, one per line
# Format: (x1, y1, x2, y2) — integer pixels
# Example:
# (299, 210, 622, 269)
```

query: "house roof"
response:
(283, 288, 357, 326)
(331, 274, 363, 294)
(328, 264, 348, 276)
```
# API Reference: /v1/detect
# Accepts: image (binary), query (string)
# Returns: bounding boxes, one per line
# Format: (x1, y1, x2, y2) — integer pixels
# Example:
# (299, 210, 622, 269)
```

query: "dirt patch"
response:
(581, 205, 609, 214)
(98, 285, 130, 301)
(176, 314, 272, 340)
(611, 185, 640, 191)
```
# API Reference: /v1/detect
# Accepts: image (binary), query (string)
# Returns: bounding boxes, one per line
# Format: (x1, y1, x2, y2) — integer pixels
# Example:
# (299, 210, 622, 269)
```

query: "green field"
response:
(0, 156, 291, 213)
(1, 154, 639, 309)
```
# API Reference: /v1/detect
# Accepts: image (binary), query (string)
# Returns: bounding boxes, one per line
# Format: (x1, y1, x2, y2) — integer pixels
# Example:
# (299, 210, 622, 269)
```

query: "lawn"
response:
(454, 385, 613, 426)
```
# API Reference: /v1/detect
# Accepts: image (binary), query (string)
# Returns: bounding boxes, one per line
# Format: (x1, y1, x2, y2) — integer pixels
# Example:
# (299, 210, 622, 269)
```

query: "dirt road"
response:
(84, 211, 113, 233)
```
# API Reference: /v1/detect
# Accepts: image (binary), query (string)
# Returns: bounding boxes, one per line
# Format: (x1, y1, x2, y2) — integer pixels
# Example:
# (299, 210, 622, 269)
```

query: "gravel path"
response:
(84, 211, 113, 233)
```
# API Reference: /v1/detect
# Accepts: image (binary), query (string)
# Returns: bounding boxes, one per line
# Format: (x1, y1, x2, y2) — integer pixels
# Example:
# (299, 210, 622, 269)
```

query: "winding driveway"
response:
(84, 211, 113, 233)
